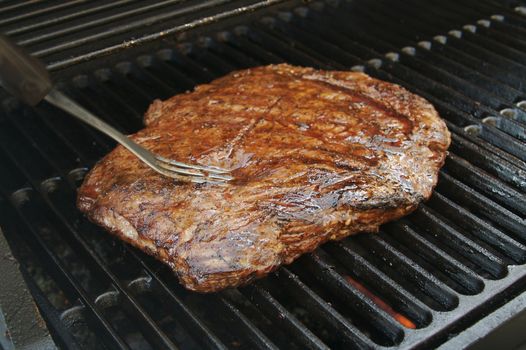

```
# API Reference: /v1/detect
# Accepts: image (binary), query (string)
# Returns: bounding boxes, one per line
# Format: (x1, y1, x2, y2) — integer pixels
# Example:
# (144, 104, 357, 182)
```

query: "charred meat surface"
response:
(77, 64, 450, 292)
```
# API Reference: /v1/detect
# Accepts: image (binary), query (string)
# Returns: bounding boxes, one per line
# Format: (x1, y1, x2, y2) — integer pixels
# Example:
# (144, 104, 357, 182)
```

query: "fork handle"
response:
(45, 89, 157, 165)
(0, 35, 52, 106)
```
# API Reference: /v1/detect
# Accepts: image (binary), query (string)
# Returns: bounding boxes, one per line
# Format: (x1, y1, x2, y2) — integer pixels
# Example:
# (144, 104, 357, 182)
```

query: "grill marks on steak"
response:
(77, 64, 450, 292)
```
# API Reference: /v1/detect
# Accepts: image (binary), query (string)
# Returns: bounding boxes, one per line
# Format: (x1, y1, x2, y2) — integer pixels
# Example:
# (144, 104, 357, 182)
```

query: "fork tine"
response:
(155, 155, 231, 174)
(155, 159, 234, 181)
(153, 166, 229, 184)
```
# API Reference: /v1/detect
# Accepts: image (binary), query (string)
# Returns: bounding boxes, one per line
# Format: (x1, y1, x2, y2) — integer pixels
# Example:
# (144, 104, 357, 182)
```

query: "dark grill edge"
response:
(1, 0, 526, 349)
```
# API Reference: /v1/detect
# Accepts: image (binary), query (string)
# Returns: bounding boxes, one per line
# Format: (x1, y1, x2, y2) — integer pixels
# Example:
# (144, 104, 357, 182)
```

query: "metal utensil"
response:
(0, 35, 232, 184)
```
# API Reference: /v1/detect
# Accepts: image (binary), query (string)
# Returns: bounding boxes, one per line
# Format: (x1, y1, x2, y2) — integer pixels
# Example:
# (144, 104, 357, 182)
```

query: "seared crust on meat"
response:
(77, 64, 450, 292)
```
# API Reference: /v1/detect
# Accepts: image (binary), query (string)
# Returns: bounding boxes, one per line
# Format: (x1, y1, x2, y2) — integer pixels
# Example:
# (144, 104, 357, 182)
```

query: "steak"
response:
(77, 64, 450, 292)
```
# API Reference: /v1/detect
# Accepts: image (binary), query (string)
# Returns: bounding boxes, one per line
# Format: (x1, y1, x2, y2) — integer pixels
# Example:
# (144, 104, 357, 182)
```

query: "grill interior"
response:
(1, 0, 526, 349)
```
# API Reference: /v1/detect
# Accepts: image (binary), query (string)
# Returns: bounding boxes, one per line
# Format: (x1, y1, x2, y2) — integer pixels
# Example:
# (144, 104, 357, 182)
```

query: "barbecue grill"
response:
(1, 0, 526, 349)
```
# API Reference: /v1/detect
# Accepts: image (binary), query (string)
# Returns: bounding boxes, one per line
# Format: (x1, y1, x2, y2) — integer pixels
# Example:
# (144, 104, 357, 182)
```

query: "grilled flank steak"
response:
(77, 64, 450, 292)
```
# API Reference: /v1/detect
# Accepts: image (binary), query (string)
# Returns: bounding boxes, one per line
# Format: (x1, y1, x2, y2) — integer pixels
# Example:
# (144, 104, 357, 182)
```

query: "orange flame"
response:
(344, 275, 416, 329)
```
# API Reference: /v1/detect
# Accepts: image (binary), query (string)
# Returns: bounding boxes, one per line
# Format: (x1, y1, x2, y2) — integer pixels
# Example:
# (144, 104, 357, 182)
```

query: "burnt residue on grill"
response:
(0, 0, 526, 349)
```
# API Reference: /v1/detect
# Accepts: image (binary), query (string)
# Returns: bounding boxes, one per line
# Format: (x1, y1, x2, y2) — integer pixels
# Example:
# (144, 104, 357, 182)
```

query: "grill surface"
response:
(1, 0, 526, 349)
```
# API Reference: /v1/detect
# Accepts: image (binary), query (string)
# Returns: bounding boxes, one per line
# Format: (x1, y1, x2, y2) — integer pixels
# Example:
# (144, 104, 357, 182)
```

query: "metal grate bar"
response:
(357, 234, 460, 309)
(301, 252, 404, 344)
(479, 0, 526, 23)
(306, 3, 399, 53)
(43, 0, 287, 71)
(0, 0, 89, 27)
(40, 181, 181, 350)
(208, 34, 263, 68)
(17, 0, 215, 49)
(252, 18, 350, 69)
(332, 3, 438, 43)
(240, 284, 330, 350)
(477, 22, 526, 53)
(307, 3, 525, 115)
(402, 46, 522, 102)
(1, 107, 80, 174)
(4, 189, 130, 349)
(50, 179, 230, 350)
(81, 71, 145, 122)
(387, 56, 513, 119)
(442, 32, 526, 78)
(31, 101, 112, 164)
(412, 205, 507, 278)
(437, 172, 526, 240)
(0, 0, 47, 15)
(287, 12, 479, 123)
(93, 68, 154, 118)
(393, 0, 482, 23)
(284, 9, 383, 61)
(245, 25, 331, 68)
(324, 241, 434, 323)
(428, 193, 526, 263)
(268, 7, 497, 119)
(493, 116, 526, 141)
(431, 0, 509, 18)
(445, 153, 526, 214)
(5, 0, 138, 36)
(274, 267, 375, 349)
(364, 225, 480, 298)
(478, 123, 526, 162)
(0, 148, 29, 194)
(223, 26, 286, 64)
(76, 70, 146, 121)
(51, 84, 121, 153)
(66, 81, 134, 134)
(19, 267, 83, 350)
(126, 261, 233, 349)
(214, 296, 279, 350)
(17, 178, 180, 349)
(271, 14, 364, 66)
(382, 0, 488, 33)
(153, 50, 202, 89)
(448, 132, 526, 192)
(429, 38, 526, 92)
(135, 57, 183, 97)
(0, 117, 61, 181)
(386, 221, 485, 295)
(382, 60, 497, 118)
(187, 44, 240, 75)
(457, 30, 526, 71)
(447, 123, 526, 174)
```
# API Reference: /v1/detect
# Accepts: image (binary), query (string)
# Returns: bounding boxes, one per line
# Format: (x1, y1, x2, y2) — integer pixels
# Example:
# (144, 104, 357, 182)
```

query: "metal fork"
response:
(0, 35, 232, 184)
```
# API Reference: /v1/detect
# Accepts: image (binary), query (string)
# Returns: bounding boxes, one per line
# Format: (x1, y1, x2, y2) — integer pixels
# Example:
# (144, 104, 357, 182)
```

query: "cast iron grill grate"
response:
(0, 0, 525, 349)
